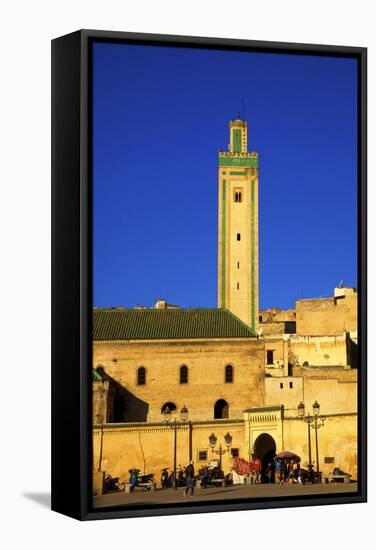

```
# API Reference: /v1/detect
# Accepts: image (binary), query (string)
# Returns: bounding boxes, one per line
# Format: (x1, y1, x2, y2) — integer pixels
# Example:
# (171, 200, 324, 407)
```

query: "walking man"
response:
(184, 460, 195, 497)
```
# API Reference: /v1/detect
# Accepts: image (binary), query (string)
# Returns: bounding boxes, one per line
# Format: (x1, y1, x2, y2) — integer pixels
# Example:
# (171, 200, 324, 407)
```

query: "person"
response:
(280, 459, 287, 484)
(288, 461, 295, 483)
(294, 462, 302, 484)
(200, 465, 210, 489)
(253, 456, 262, 483)
(265, 462, 273, 484)
(129, 468, 138, 493)
(184, 460, 195, 497)
(250, 467, 257, 484)
(161, 468, 169, 489)
(274, 458, 282, 484)
(177, 465, 185, 487)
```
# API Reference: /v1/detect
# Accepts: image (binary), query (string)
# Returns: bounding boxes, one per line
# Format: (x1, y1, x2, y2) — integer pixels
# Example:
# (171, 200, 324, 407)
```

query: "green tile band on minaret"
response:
(218, 117, 259, 331)
(221, 179, 226, 308)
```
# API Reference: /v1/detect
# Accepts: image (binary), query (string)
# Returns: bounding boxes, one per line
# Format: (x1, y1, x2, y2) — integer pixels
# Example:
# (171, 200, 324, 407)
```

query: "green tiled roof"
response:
(93, 308, 257, 341)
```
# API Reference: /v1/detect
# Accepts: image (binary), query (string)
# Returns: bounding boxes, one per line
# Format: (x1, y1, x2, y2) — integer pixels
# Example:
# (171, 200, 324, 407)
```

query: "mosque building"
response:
(92, 118, 357, 493)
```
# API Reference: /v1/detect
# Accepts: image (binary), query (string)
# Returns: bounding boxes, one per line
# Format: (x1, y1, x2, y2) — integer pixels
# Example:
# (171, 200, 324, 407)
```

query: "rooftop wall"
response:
(296, 289, 357, 336)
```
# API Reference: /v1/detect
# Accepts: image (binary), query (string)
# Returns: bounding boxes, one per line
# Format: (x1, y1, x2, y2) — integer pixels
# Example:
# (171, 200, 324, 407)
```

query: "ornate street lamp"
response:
(297, 401, 325, 479)
(181, 405, 189, 422)
(208, 432, 233, 476)
(163, 405, 172, 423)
(162, 405, 189, 489)
(313, 401, 320, 417)
(209, 433, 218, 449)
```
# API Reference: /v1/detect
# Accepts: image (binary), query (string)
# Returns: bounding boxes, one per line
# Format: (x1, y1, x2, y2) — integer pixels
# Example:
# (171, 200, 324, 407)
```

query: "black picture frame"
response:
(51, 29, 367, 521)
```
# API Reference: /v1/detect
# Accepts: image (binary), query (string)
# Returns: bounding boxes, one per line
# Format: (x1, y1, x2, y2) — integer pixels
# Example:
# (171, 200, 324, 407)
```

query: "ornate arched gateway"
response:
(244, 406, 284, 474)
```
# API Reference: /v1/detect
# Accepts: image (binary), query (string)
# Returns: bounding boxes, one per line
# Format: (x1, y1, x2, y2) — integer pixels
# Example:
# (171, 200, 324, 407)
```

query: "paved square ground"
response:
(93, 482, 358, 509)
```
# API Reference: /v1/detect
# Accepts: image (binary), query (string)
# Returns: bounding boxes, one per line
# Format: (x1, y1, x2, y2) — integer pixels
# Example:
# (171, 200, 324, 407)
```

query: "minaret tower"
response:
(217, 117, 259, 331)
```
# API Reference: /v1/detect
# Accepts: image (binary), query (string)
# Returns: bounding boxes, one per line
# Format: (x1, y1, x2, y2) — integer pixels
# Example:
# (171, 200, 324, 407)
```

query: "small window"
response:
(180, 365, 188, 384)
(137, 366, 146, 385)
(303, 361, 309, 366)
(280, 382, 284, 389)
(234, 192, 242, 203)
(237, 233, 241, 241)
(237, 282, 239, 290)
(259, 316, 263, 322)
(324, 457, 335, 464)
(198, 450, 208, 461)
(231, 448, 239, 458)
(225, 364, 233, 383)
(237, 261, 240, 269)
(267, 350, 274, 365)
(289, 381, 293, 389)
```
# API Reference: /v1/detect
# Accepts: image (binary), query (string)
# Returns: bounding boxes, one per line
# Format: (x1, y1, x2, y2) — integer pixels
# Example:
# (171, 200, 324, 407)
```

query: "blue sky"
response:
(92, 42, 357, 310)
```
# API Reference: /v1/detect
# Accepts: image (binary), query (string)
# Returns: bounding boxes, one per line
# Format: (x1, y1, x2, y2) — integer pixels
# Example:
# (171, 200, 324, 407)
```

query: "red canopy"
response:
(232, 457, 252, 475)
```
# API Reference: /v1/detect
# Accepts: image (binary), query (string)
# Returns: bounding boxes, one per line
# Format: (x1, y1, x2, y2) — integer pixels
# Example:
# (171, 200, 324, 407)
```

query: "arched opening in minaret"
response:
(214, 399, 229, 419)
(237, 233, 241, 241)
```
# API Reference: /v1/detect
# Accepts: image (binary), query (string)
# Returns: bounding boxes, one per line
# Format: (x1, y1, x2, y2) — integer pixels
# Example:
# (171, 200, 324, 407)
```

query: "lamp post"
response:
(162, 405, 189, 490)
(298, 401, 325, 476)
(208, 432, 233, 476)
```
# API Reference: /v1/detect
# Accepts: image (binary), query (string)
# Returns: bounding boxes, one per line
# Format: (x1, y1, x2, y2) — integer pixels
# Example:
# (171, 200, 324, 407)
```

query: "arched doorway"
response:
(254, 433, 276, 482)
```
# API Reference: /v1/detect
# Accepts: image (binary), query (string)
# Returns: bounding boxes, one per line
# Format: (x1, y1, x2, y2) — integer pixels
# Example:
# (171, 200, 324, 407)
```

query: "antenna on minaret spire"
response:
(241, 98, 246, 121)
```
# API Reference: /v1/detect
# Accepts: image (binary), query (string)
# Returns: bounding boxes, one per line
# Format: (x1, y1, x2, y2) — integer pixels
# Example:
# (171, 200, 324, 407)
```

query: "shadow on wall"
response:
(96, 367, 149, 422)
(346, 334, 358, 369)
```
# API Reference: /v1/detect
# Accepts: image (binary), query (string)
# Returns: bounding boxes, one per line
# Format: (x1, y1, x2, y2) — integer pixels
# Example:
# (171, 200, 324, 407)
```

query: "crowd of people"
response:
(233, 455, 319, 485)
(160, 461, 227, 493)
(122, 454, 319, 495)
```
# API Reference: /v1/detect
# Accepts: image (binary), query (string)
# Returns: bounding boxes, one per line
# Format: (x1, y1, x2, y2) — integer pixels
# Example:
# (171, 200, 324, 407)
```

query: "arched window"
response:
(180, 365, 188, 384)
(214, 399, 229, 419)
(237, 233, 241, 241)
(137, 366, 146, 385)
(225, 365, 233, 383)
(161, 402, 177, 414)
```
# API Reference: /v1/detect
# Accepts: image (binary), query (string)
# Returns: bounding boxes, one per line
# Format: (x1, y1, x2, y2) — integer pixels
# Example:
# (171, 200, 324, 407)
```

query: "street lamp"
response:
(297, 401, 325, 478)
(162, 405, 189, 489)
(208, 432, 233, 476)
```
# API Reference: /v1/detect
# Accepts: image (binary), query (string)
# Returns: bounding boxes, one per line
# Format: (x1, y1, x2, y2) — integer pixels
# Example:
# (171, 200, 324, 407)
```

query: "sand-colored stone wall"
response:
(265, 369, 357, 416)
(289, 334, 349, 367)
(259, 309, 296, 323)
(93, 412, 357, 485)
(296, 290, 357, 336)
(93, 338, 265, 422)
(283, 414, 357, 479)
(93, 420, 246, 486)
